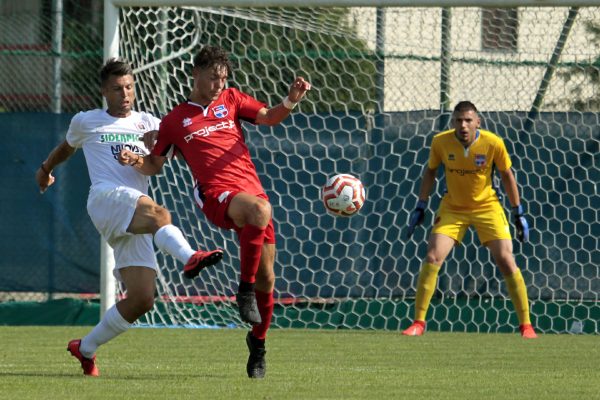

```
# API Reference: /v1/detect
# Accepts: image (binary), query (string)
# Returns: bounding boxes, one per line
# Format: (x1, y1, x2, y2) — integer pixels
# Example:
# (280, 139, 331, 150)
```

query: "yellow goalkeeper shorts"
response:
(431, 201, 512, 245)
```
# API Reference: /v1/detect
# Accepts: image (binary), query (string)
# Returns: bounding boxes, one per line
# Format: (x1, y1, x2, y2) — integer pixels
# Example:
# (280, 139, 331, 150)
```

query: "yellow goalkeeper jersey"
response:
(428, 129, 511, 211)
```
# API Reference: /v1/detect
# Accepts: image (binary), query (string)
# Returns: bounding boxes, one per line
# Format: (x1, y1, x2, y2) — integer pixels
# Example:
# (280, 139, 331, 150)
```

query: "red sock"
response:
(239, 224, 266, 284)
(251, 290, 274, 340)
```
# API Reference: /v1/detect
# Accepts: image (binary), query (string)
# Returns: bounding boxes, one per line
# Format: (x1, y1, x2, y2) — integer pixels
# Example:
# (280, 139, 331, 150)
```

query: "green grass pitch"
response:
(0, 326, 598, 399)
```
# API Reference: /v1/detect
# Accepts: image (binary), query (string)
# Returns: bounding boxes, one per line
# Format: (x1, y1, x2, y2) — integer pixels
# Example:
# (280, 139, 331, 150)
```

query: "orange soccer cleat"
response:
(519, 324, 538, 339)
(402, 320, 426, 336)
(183, 249, 224, 279)
(67, 339, 99, 376)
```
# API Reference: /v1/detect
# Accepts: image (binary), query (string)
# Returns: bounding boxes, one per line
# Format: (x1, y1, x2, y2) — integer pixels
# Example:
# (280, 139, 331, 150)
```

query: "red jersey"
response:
(152, 88, 266, 195)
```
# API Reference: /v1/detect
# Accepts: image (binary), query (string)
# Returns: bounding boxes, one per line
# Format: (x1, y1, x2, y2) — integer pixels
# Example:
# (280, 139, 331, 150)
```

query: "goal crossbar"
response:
(108, 1, 600, 8)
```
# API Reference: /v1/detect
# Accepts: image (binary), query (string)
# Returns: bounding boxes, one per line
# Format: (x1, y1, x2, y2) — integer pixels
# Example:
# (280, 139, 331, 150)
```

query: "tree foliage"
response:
(201, 8, 378, 113)
(554, 20, 600, 111)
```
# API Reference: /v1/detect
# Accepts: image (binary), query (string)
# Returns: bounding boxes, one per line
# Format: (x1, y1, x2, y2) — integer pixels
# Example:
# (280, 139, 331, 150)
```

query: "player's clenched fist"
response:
(118, 149, 142, 167)
(36, 163, 55, 193)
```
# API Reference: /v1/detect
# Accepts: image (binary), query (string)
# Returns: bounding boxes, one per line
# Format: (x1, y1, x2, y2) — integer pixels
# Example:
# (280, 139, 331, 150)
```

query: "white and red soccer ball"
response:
(321, 174, 366, 217)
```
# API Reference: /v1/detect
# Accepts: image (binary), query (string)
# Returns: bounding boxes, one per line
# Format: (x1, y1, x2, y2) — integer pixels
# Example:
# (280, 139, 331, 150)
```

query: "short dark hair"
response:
(453, 101, 478, 114)
(193, 45, 232, 73)
(100, 58, 133, 86)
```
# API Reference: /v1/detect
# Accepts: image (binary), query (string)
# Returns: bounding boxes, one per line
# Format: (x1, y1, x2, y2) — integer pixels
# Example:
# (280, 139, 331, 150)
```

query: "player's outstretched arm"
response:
(255, 77, 311, 126)
(36, 140, 76, 193)
(118, 149, 166, 176)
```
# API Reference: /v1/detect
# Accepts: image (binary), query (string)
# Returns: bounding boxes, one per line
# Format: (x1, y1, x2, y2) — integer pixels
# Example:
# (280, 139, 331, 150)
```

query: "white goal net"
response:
(112, 3, 599, 333)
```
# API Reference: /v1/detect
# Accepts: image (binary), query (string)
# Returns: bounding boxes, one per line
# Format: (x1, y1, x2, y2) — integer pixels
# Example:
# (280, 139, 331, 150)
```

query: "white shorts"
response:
(87, 184, 158, 280)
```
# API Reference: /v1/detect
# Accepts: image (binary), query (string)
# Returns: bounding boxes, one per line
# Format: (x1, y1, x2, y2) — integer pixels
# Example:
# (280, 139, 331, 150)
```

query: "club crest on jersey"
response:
(182, 117, 192, 127)
(448, 154, 455, 161)
(474, 154, 486, 167)
(212, 104, 228, 118)
(136, 122, 146, 131)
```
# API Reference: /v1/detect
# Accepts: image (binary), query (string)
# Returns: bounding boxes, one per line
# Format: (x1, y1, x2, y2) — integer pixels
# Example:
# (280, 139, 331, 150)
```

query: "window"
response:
(481, 8, 519, 52)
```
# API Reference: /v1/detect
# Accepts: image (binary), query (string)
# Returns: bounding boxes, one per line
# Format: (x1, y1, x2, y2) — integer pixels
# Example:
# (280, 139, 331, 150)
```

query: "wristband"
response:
(512, 204, 524, 216)
(282, 96, 298, 110)
(40, 162, 51, 174)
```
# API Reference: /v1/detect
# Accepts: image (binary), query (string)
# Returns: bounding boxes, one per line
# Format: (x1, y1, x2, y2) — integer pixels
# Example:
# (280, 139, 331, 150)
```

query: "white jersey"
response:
(66, 109, 160, 193)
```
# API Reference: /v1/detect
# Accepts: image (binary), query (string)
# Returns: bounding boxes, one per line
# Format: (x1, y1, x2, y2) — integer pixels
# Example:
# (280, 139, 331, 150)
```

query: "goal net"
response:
(113, 3, 599, 333)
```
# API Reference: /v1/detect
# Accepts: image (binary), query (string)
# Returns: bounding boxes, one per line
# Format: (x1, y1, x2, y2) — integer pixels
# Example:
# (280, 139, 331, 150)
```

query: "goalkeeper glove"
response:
(512, 204, 530, 243)
(406, 200, 427, 239)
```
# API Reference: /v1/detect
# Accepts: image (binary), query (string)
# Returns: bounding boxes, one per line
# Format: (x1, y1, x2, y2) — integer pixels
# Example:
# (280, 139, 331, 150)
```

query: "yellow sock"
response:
(504, 268, 531, 325)
(414, 263, 441, 322)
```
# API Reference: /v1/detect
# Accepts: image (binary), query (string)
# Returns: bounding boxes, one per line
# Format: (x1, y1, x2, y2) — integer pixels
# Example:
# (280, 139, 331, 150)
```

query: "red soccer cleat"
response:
(402, 320, 426, 336)
(67, 339, 99, 376)
(183, 249, 224, 279)
(519, 324, 538, 339)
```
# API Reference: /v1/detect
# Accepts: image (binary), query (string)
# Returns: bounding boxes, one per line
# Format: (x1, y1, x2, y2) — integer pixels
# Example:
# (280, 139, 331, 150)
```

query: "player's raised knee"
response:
(151, 205, 172, 229)
(249, 199, 272, 225)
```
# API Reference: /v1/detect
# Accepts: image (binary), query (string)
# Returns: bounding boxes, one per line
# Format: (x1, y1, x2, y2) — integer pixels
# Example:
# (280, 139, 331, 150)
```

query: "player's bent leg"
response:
(229, 193, 271, 284)
(238, 224, 267, 283)
(401, 262, 441, 336)
(131, 197, 225, 275)
(117, 266, 157, 322)
(235, 226, 268, 324)
(234, 224, 266, 320)
(403, 234, 454, 336)
(245, 243, 275, 378)
(75, 267, 155, 372)
(229, 194, 271, 324)
(246, 291, 273, 376)
(488, 240, 537, 338)
(78, 304, 132, 363)
(71, 267, 156, 375)
(413, 262, 442, 322)
(252, 244, 275, 336)
(127, 195, 172, 234)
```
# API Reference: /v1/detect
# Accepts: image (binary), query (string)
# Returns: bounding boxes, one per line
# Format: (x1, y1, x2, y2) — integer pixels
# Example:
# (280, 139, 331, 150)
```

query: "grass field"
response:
(0, 326, 598, 400)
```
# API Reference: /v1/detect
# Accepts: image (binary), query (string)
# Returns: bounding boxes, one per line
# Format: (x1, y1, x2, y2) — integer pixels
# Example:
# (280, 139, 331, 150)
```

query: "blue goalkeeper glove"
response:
(406, 200, 427, 239)
(512, 204, 529, 243)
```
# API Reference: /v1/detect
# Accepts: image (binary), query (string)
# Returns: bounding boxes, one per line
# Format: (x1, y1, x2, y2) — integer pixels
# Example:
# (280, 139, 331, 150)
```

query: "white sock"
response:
(154, 224, 195, 264)
(79, 305, 131, 358)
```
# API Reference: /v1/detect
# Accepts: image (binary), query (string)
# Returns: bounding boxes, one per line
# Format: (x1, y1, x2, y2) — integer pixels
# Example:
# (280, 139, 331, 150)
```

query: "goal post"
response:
(103, 0, 600, 333)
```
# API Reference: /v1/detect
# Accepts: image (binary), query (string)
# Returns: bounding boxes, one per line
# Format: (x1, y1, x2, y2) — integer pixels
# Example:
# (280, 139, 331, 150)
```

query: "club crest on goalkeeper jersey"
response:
(428, 129, 512, 211)
(152, 87, 267, 195)
(66, 109, 160, 193)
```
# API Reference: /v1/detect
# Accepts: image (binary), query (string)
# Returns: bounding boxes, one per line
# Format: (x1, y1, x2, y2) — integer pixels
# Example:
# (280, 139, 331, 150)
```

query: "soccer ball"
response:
(321, 174, 366, 217)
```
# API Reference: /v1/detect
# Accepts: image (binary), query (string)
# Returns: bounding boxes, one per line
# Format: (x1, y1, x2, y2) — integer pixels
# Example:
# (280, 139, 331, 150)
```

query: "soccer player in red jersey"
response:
(119, 45, 311, 378)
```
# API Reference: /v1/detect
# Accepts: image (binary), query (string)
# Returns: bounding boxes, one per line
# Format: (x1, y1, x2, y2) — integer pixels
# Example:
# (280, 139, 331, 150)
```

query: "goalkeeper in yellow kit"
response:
(402, 101, 537, 339)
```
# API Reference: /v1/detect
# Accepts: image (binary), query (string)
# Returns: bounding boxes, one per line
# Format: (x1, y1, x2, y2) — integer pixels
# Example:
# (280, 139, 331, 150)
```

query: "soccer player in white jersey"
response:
(35, 59, 224, 377)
